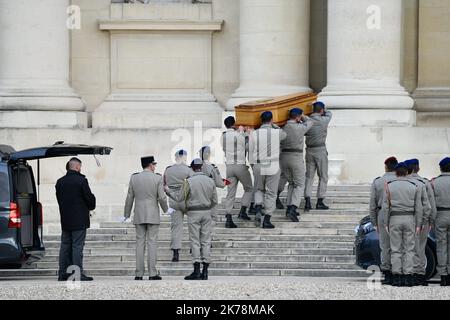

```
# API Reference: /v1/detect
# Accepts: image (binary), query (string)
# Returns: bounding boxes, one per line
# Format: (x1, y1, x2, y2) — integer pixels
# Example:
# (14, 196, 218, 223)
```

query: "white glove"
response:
(167, 208, 176, 215)
(121, 216, 129, 223)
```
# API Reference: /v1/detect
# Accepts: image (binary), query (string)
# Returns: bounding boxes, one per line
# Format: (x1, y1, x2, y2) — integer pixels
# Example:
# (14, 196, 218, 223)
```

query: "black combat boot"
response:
(201, 263, 209, 280)
(381, 271, 393, 285)
(262, 214, 275, 229)
(185, 262, 202, 280)
(276, 193, 284, 209)
(316, 198, 329, 210)
(238, 206, 251, 221)
(304, 197, 312, 212)
(255, 205, 263, 227)
(171, 249, 180, 262)
(286, 205, 300, 222)
(441, 275, 448, 287)
(225, 214, 238, 228)
(405, 274, 414, 287)
(57, 272, 70, 282)
(249, 203, 257, 215)
(414, 274, 428, 286)
(392, 274, 401, 287)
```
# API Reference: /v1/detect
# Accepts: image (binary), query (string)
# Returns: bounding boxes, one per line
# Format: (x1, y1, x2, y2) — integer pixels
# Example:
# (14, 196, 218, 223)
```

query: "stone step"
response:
(42, 239, 355, 249)
(229, 196, 370, 203)
(27, 261, 359, 270)
(220, 204, 368, 210)
(44, 233, 356, 242)
(44, 234, 356, 248)
(43, 247, 354, 256)
(38, 253, 354, 264)
(0, 268, 367, 278)
(100, 219, 362, 229)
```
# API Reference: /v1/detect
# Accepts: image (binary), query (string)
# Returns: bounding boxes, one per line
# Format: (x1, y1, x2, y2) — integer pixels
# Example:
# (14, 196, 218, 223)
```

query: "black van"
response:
(0, 143, 112, 269)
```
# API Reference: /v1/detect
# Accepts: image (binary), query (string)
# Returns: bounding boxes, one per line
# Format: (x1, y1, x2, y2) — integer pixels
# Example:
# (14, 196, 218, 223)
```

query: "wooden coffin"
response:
(235, 92, 318, 128)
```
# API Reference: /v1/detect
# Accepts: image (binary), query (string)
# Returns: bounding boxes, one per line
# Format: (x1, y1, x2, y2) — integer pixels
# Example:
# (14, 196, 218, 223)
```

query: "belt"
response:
(390, 211, 414, 217)
(306, 144, 326, 149)
(282, 148, 303, 153)
(187, 206, 211, 212)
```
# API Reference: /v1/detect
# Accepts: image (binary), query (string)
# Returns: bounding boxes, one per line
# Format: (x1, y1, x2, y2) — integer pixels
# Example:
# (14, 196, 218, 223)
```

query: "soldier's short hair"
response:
(313, 101, 325, 113)
(224, 116, 235, 129)
(442, 163, 450, 173)
(395, 162, 408, 177)
(190, 158, 203, 171)
(289, 108, 303, 119)
(384, 156, 398, 171)
(261, 111, 273, 123)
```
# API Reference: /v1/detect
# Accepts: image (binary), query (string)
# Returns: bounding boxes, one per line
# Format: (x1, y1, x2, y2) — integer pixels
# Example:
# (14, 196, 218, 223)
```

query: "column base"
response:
(93, 94, 223, 129)
(226, 86, 312, 111)
(0, 85, 85, 111)
(0, 111, 88, 129)
(330, 109, 416, 127)
(319, 87, 415, 110)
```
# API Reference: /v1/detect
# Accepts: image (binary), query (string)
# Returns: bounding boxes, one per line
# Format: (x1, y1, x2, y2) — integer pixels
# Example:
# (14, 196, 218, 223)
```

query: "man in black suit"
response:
(56, 157, 96, 281)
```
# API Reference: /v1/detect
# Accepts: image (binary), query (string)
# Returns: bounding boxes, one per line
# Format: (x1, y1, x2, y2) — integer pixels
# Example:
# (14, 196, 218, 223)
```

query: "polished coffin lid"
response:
(235, 92, 318, 128)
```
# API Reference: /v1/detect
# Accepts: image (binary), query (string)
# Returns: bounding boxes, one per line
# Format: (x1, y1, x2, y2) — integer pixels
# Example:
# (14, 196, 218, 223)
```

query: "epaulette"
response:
(132, 172, 139, 175)
(156, 173, 161, 176)
(166, 165, 172, 170)
(211, 163, 218, 168)
(388, 179, 417, 187)
(374, 176, 381, 182)
(414, 178, 426, 185)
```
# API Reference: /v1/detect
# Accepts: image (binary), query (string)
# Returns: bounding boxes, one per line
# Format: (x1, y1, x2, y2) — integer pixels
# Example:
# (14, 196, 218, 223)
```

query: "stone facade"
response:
(0, 0, 449, 232)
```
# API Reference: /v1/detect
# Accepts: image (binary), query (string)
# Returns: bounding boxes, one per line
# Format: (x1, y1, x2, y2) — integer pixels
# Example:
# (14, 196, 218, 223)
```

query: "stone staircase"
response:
(0, 185, 370, 278)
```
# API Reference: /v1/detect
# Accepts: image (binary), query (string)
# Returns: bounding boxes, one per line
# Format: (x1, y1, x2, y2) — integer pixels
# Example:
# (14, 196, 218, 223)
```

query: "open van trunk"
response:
(11, 162, 42, 251)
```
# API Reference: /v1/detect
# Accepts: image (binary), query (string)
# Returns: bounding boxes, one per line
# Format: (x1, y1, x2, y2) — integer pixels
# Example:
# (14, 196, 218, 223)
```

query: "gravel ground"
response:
(0, 277, 449, 300)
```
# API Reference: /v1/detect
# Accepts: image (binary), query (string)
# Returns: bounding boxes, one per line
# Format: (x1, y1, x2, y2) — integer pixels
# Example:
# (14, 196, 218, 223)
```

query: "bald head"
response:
(68, 157, 82, 172)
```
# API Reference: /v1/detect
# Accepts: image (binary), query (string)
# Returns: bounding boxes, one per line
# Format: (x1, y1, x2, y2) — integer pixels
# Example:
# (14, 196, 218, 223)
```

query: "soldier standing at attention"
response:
(249, 111, 287, 229)
(280, 108, 313, 222)
(166, 159, 218, 281)
(405, 158, 435, 286)
(124, 156, 168, 281)
(369, 156, 398, 285)
(163, 150, 192, 263)
(304, 102, 333, 211)
(221, 116, 253, 227)
(381, 162, 423, 287)
(431, 157, 450, 286)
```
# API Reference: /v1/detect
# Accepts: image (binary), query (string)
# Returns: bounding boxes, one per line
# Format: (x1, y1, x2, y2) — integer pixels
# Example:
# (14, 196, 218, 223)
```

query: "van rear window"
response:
(0, 166, 9, 203)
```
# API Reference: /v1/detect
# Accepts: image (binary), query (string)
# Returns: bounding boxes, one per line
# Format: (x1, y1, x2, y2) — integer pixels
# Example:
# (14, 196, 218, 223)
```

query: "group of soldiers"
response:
(370, 156, 450, 287)
(123, 101, 333, 280)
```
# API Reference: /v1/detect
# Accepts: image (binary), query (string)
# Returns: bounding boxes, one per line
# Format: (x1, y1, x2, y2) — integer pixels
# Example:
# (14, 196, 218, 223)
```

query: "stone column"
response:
(0, 0, 86, 128)
(319, 0, 415, 126)
(414, 0, 450, 126)
(226, 0, 312, 110)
